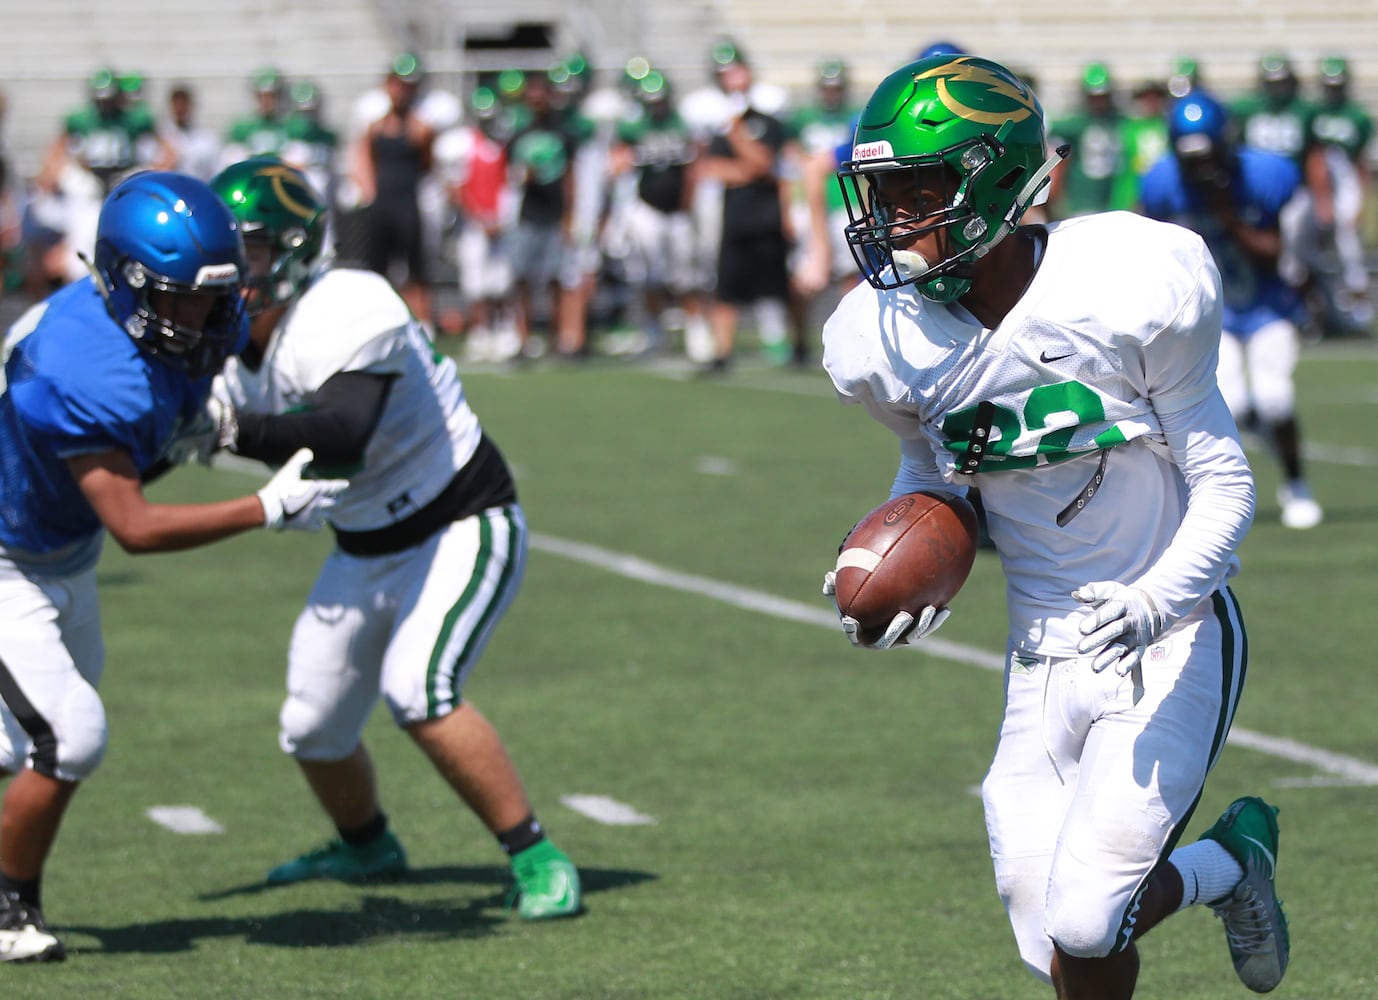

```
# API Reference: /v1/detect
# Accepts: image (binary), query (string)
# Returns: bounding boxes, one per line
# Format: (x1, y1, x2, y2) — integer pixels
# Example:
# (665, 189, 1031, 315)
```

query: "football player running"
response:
(821, 56, 1287, 997)
(1140, 90, 1323, 530)
(199, 158, 580, 919)
(0, 171, 343, 963)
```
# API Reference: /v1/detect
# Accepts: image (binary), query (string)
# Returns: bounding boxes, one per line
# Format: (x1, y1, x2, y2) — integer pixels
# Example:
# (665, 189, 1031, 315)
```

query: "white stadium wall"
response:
(3, 0, 1375, 182)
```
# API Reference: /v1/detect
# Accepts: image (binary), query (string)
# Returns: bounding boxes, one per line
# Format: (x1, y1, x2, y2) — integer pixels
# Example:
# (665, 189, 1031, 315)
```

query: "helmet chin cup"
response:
(893, 249, 969, 303)
(917, 273, 970, 304)
(892, 249, 930, 282)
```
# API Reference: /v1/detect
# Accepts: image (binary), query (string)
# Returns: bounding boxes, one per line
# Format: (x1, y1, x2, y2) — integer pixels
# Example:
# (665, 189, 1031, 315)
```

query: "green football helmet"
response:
(1081, 61, 1113, 97)
(210, 157, 326, 314)
(1258, 52, 1297, 107)
(89, 67, 121, 102)
(1320, 55, 1349, 88)
(1319, 56, 1350, 104)
(838, 55, 1064, 301)
(1168, 56, 1201, 99)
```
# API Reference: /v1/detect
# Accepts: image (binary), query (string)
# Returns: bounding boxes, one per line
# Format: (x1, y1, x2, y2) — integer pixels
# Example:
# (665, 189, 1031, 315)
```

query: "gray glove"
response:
(167, 390, 237, 466)
(1073, 581, 1166, 675)
(823, 570, 951, 650)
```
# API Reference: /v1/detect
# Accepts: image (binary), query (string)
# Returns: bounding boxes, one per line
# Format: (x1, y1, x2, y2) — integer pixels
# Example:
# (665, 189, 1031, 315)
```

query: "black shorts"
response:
(715, 231, 790, 305)
(364, 200, 428, 285)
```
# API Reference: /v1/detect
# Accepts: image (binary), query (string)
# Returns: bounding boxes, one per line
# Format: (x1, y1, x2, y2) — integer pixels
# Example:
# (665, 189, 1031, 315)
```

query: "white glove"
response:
(1073, 581, 1166, 675)
(256, 448, 348, 532)
(823, 570, 952, 650)
(167, 390, 237, 466)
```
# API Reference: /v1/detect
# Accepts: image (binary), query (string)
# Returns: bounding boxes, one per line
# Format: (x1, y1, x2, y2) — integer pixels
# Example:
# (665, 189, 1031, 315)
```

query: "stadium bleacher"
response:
(5, 0, 1375, 181)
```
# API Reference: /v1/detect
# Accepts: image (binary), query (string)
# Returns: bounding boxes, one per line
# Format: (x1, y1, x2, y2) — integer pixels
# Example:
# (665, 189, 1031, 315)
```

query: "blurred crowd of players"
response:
(1046, 52, 1375, 340)
(0, 40, 1373, 367)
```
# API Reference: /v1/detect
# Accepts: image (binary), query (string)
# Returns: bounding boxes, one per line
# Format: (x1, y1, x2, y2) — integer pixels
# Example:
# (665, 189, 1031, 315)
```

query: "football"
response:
(831, 491, 980, 645)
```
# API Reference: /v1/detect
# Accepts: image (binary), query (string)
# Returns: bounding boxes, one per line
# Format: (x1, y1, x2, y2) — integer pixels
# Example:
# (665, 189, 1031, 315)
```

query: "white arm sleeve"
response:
(1133, 390, 1255, 624)
(1131, 250, 1256, 624)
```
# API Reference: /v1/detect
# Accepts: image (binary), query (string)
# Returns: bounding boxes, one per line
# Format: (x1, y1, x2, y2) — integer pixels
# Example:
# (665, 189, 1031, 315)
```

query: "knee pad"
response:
(1251, 377, 1296, 425)
(1246, 322, 1299, 422)
(49, 683, 108, 781)
(1046, 887, 1125, 959)
(278, 693, 360, 762)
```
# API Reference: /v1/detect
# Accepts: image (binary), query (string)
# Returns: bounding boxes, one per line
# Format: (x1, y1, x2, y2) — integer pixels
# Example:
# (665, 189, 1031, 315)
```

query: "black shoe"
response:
(0, 892, 66, 963)
(696, 356, 732, 378)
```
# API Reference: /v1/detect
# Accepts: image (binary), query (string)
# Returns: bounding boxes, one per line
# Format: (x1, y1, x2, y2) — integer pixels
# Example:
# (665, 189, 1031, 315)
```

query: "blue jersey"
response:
(0, 279, 212, 561)
(1139, 146, 1302, 336)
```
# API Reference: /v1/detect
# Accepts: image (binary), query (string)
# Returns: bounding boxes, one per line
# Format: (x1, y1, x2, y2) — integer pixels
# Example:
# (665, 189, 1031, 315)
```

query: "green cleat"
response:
(1198, 796, 1290, 993)
(266, 830, 409, 886)
(508, 840, 581, 920)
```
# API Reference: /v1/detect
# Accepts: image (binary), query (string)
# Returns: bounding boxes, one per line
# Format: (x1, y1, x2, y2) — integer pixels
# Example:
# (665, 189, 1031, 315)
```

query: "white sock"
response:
(1169, 839, 1245, 910)
(755, 299, 787, 345)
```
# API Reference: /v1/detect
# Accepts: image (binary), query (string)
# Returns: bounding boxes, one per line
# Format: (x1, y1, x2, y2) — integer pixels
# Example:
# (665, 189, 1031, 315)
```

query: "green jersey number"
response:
(941, 380, 1127, 471)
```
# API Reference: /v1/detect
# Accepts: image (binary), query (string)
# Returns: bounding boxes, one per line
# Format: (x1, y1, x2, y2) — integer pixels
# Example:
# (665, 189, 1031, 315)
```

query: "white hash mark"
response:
(146, 805, 225, 835)
(561, 794, 657, 826)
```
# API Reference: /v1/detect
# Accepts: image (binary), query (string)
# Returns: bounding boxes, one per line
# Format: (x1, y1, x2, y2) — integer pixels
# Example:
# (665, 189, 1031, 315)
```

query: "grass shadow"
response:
(63, 865, 658, 956)
(65, 893, 505, 955)
(197, 863, 656, 902)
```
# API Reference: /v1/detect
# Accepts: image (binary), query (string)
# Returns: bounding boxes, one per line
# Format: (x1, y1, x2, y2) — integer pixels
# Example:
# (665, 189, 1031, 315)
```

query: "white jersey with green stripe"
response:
(219, 268, 483, 532)
(823, 211, 1255, 655)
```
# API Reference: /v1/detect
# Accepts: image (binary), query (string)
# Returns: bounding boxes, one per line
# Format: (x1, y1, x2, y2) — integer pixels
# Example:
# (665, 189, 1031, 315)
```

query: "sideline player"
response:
(609, 70, 706, 357)
(352, 55, 438, 329)
(1307, 55, 1374, 332)
(820, 55, 1288, 997)
(200, 158, 580, 918)
(0, 171, 343, 962)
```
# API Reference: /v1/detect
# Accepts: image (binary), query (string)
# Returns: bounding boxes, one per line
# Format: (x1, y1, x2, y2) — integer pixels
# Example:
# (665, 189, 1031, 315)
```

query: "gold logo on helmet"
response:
(914, 58, 1037, 126)
(255, 163, 316, 221)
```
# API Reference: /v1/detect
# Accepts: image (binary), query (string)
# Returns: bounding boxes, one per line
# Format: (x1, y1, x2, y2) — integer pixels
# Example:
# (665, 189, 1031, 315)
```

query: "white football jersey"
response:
(823, 212, 1254, 655)
(219, 268, 484, 532)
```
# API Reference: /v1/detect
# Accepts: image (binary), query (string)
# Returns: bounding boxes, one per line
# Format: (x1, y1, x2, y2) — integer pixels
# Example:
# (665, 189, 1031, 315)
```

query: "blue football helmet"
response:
(92, 171, 248, 376)
(916, 40, 967, 60)
(1172, 91, 1235, 152)
(1167, 92, 1235, 190)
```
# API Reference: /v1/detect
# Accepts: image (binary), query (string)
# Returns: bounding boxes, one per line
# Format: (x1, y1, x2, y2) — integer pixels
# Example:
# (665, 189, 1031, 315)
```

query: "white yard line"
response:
(532, 533, 1378, 787)
(560, 794, 658, 826)
(146, 805, 226, 834)
(1302, 441, 1378, 467)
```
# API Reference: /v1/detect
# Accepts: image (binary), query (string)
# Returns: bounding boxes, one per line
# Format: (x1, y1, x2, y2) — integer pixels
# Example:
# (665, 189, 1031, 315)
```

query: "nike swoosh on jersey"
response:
(1039, 350, 1075, 363)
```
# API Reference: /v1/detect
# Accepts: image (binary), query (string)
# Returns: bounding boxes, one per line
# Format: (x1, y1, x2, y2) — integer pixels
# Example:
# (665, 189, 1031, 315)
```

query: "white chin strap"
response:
(892, 249, 931, 282)
(1024, 144, 1069, 210)
(981, 145, 1070, 254)
(77, 250, 111, 299)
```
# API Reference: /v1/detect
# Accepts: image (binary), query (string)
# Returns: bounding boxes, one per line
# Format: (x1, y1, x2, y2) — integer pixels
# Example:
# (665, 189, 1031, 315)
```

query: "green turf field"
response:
(17, 341, 1378, 998)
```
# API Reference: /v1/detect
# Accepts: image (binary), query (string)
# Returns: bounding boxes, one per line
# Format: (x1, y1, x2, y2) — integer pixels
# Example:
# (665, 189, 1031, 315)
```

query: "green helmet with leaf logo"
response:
(838, 55, 1063, 301)
(210, 157, 327, 314)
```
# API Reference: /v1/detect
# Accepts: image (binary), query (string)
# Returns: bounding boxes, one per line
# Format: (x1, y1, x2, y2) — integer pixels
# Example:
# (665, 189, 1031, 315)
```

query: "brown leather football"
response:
(832, 491, 980, 645)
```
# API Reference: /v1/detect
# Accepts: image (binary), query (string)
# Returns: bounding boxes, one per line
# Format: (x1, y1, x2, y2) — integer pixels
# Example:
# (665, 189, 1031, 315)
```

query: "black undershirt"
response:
(229, 366, 518, 555)
(232, 370, 392, 471)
